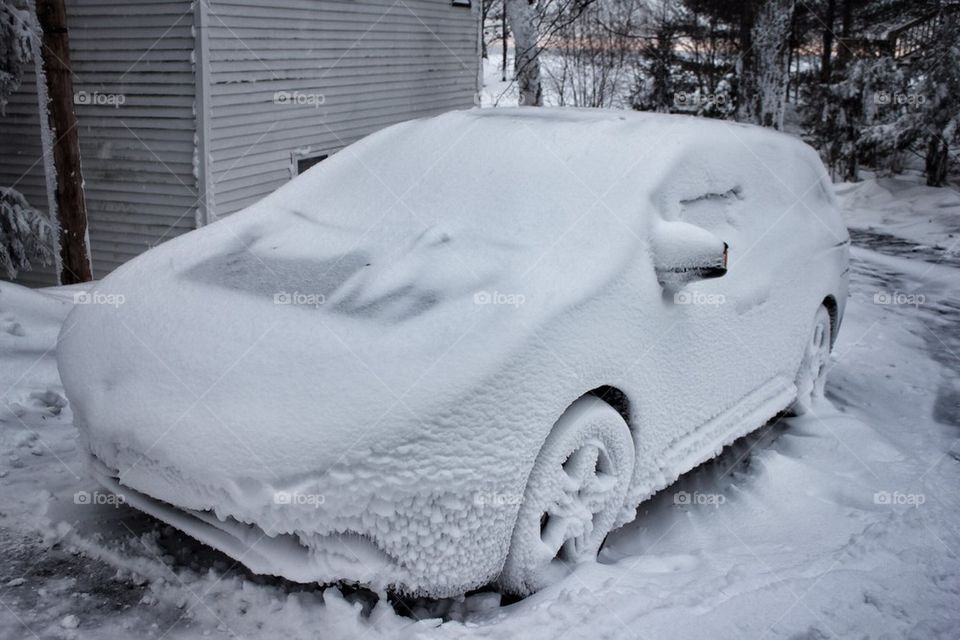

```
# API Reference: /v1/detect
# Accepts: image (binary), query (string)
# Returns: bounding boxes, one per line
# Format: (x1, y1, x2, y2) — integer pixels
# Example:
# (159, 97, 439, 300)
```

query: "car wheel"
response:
(500, 396, 635, 595)
(791, 306, 832, 416)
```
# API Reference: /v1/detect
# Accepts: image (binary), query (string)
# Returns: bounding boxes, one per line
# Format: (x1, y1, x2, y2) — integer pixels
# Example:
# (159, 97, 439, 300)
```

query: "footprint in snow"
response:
(1, 314, 25, 337)
(7, 390, 68, 418)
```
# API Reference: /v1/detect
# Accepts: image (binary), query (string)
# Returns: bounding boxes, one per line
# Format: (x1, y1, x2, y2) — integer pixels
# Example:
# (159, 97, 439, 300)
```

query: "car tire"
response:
(499, 395, 635, 595)
(791, 305, 832, 416)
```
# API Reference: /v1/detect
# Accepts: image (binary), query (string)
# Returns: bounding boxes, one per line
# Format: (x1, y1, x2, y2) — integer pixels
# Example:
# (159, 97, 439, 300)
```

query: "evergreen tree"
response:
(1, 0, 37, 114)
(0, 0, 54, 278)
(914, 12, 960, 186)
(0, 188, 54, 279)
(631, 6, 679, 113)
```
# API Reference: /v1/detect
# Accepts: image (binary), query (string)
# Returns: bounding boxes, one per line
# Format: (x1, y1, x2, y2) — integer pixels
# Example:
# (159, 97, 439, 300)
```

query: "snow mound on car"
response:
(57, 108, 837, 596)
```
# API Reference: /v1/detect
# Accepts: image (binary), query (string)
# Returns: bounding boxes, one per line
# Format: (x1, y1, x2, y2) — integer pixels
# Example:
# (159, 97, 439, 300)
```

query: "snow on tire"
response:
(792, 306, 832, 416)
(500, 395, 634, 595)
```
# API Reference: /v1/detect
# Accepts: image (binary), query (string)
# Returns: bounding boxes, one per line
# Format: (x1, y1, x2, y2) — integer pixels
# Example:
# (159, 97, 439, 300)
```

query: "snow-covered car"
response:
(57, 108, 850, 598)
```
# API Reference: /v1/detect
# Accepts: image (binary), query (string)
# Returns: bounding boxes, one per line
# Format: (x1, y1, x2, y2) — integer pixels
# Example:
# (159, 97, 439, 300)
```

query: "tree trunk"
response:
(844, 144, 859, 182)
(35, 0, 92, 284)
(925, 135, 949, 187)
(505, 0, 542, 106)
(737, 0, 796, 129)
(501, 6, 508, 82)
(651, 27, 673, 112)
(820, 0, 836, 83)
(736, 0, 755, 108)
(837, 0, 854, 69)
(786, 40, 793, 101)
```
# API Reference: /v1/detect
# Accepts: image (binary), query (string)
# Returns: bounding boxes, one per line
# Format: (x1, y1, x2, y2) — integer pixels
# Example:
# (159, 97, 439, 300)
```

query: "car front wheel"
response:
(500, 395, 635, 595)
(792, 305, 833, 415)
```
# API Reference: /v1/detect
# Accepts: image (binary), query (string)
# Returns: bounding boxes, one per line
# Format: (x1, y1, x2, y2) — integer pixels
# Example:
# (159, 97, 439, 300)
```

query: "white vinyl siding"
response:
(1, 0, 199, 285)
(2, 0, 478, 285)
(67, 0, 198, 278)
(204, 0, 480, 217)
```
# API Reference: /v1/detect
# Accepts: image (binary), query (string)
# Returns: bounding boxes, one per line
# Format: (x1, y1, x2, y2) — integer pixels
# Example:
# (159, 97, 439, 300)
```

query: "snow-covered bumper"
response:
(83, 438, 520, 597)
(88, 456, 393, 586)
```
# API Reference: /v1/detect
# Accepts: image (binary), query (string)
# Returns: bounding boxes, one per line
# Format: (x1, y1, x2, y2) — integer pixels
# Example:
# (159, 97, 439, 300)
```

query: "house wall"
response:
(0, 0, 198, 286)
(66, 0, 199, 280)
(2, 0, 480, 286)
(203, 0, 481, 217)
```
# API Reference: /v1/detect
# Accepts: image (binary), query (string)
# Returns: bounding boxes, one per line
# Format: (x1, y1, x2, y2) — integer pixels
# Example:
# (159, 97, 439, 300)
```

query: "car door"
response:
(660, 180, 791, 438)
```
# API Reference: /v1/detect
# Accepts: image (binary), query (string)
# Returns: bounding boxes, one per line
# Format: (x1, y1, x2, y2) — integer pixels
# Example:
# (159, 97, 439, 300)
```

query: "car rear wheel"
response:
(792, 306, 832, 416)
(500, 396, 634, 595)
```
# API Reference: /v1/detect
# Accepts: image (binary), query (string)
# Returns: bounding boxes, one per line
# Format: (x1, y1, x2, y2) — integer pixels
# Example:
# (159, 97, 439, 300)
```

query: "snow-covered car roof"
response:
(185, 107, 834, 318)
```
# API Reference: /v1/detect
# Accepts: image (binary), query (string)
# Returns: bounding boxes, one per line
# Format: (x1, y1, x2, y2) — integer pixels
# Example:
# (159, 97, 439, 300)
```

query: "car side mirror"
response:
(651, 220, 728, 286)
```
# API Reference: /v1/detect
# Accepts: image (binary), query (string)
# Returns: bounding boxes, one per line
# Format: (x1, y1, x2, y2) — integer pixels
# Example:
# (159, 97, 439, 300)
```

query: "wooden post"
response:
(35, 0, 92, 284)
(501, 4, 507, 82)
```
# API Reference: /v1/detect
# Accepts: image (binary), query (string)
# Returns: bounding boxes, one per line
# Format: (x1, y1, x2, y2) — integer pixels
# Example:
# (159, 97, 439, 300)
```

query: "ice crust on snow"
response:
(57, 108, 848, 596)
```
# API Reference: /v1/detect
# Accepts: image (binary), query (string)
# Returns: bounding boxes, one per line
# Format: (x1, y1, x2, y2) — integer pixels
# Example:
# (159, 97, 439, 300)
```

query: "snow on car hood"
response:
(57, 108, 831, 496)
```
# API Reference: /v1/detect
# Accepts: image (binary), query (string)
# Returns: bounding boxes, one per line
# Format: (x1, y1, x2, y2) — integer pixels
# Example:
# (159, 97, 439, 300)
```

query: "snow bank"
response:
(0, 282, 70, 426)
(838, 171, 960, 249)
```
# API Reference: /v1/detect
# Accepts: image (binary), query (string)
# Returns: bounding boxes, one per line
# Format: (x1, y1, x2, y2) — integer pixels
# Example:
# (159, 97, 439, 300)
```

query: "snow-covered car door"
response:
(661, 184, 789, 434)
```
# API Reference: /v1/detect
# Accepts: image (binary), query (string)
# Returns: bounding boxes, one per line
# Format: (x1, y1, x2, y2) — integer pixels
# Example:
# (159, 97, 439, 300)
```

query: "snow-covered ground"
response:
(839, 170, 960, 252)
(480, 47, 632, 109)
(1, 176, 958, 638)
(480, 46, 519, 107)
